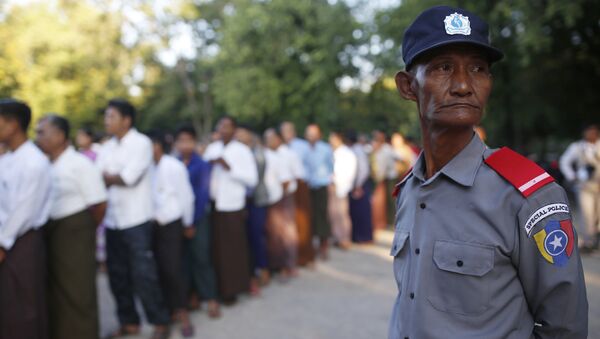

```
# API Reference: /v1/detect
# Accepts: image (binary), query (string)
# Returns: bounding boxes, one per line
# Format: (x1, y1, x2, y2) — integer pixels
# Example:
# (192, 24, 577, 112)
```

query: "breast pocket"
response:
(390, 231, 410, 292)
(427, 240, 494, 316)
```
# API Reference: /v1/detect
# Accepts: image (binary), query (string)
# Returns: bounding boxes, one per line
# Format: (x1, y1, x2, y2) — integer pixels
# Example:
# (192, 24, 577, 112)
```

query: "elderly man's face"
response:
(398, 44, 492, 128)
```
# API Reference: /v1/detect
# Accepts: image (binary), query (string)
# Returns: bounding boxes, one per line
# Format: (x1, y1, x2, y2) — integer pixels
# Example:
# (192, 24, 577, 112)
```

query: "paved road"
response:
(98, 230, 600, 339)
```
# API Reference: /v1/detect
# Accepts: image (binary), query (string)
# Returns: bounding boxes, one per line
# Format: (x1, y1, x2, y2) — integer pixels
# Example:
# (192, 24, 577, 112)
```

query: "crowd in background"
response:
(3, 95, 596, 339)
(0, 98, 419, 339)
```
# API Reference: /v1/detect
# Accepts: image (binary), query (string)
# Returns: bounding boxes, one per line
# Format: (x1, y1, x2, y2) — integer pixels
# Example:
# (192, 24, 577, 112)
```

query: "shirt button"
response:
(457, 260, 464, 267)
(409, 292, 415, 299)
(415, 248, 420, 255)
(420, 203, 426, 209)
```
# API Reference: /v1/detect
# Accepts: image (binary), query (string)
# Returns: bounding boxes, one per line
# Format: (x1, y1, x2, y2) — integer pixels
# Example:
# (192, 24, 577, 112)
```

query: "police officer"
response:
(389, 6, 588, 339)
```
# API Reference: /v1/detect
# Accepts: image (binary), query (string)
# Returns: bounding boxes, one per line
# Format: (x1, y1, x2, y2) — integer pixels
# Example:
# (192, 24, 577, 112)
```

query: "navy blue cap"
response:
(402, 6, 503, 69)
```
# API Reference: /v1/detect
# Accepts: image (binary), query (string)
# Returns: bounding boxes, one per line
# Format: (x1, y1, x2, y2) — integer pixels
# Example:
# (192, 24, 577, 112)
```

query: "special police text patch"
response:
(524, 203, 570, 237)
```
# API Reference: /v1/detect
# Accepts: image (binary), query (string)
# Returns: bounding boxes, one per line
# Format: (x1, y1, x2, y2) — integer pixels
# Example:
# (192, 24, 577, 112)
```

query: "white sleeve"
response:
(0, 162, 51, 250)
(225, 145, 258, 188)
(175, 162, 195, 227)
(120, 138, 153, 186)
(559, 143, 578, 182)
(77, 156, 107, 206)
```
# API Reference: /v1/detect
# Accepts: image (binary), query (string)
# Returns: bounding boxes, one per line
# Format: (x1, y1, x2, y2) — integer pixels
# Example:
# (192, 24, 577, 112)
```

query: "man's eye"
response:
(471, 64, 488, 73)
(437, 63, 452, 72)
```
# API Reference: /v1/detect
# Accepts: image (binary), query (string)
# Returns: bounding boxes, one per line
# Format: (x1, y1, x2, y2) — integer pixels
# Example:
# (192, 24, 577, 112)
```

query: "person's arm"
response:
(559, 143, 578, 182)
(176, 163, 196, 228)
(0, 162, 51, 255)
(224, 145, 258, 188)
(77, 156, 108, 225)
(515, 184, 588, 338)
(108, 137, 153, 187)
(90, 202, 107, 226)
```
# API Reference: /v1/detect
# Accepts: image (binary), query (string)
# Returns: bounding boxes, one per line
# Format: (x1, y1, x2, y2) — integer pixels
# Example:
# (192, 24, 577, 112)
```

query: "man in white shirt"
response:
(204, 116, 257, 301)
(371, 130, 399, 229)
(560, 124, 600, 252)
(148, 131, 195, 337)
(0, 99, 51, 339)
(35, 115, 107, 339)
(347, 130, 374, 243)
(264, 128, 299, 278)
(329, 131, 358, 249)
(96, 99, 170, 338)
(280, 121, 316, 266)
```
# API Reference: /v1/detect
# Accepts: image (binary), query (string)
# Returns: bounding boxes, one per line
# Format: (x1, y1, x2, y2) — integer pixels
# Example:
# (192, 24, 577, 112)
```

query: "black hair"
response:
(147, 129, 170, 154)
(0, 98, 31, 132)
(107, 98, 136, 127)
(45, 114, 70, 140)
(345, 129, 358, 144)
(219, 115, 237, 128)
(175, 124, 197, 140)
(237, 123, 256, 134)
(78, 126, 97, 142)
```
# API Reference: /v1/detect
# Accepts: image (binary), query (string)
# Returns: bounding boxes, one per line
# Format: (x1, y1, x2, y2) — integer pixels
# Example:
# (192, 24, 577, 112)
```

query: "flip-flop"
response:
(181, 325, 195, 338)
(106, 326, 140, 338)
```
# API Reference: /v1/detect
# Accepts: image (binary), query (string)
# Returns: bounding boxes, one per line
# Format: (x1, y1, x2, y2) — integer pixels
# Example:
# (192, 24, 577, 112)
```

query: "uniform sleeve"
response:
(515, 183, 588, 338)
(0, 162, 51, 250)
(120, 138, 153, 186)
(77, 156, 107, 206)
(559, 143, 578, 182)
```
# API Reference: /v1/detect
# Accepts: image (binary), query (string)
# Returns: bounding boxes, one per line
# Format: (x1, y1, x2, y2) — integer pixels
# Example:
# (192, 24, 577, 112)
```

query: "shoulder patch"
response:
(533, 219, 574, 267)
(392, 168, 413, 198)
(484, 147, 554, 198)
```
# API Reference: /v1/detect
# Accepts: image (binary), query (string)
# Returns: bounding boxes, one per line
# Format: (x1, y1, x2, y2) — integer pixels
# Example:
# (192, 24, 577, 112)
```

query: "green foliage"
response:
(375, 0, 600, 149)
(213, 0, 359, 130)
(0, 2, 141, 132)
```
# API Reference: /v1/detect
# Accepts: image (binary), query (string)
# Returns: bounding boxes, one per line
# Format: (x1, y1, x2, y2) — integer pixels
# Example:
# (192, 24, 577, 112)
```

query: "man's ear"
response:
(395, 71, 417, 102)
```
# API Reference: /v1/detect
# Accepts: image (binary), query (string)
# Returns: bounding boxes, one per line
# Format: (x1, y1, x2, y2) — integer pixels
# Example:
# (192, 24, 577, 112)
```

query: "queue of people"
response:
(0, 97, 418, 339)
(560, 123, 600, 254)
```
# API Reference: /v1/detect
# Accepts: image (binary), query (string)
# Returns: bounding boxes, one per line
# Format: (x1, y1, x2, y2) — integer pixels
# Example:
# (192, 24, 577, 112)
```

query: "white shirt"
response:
(276, 144, 301, 194)
(373, 143, 398, 181)
(96, 128, 154, 229)
(50, 146, 107, 220)
(151, 155, 195, 227)
(352, 144, 370, 189)
(264, 149, 294, 204)
(333, 145, 358, 198)
(559, 140, 600, 182)
(0, 141, 52, 250)
(204, 140, 258, 212)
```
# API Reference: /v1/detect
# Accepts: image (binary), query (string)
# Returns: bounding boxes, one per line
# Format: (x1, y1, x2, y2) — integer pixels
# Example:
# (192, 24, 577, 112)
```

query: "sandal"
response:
(149, 326, 170, 339)
(106, 325, 140, 338)
(181, 325, 195, 338)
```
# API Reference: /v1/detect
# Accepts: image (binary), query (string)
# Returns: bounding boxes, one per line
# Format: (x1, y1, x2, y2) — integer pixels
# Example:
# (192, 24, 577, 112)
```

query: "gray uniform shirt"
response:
(389, 135, 588, 339)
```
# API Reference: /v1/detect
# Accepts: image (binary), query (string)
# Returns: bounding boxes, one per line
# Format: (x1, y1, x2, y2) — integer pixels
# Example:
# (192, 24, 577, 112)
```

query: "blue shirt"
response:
(289, 138, 310, 181)
(181, 153, 212, 222)
(304, 140, 333, 188)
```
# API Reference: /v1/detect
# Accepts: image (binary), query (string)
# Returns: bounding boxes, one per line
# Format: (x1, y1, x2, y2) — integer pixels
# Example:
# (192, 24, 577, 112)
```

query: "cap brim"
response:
(406, 39, 504, 69)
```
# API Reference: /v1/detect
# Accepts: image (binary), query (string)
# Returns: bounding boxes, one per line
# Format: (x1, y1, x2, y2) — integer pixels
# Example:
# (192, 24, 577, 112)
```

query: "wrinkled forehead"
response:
(409, 43, 491, 70)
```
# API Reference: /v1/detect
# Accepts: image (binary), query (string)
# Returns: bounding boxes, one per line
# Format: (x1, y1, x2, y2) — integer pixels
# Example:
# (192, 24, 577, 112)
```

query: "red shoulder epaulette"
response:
(484, 147, 555, 198)
(392, 167, 413, 198)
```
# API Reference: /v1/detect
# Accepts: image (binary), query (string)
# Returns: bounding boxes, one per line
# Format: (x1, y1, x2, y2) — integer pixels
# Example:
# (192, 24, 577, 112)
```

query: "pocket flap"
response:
(390, 231, 409, 257)
(433, 240, 494, 277)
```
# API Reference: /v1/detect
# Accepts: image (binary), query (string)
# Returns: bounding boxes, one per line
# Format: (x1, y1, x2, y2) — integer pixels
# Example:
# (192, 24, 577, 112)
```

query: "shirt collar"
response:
(54, 145, 75, 164)
(116, 128, 136, 144)
(412, 133, 487, 187)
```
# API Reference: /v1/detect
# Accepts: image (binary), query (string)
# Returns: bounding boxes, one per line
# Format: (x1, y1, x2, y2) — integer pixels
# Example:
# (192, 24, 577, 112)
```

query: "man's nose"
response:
(449, 66, 473, 97)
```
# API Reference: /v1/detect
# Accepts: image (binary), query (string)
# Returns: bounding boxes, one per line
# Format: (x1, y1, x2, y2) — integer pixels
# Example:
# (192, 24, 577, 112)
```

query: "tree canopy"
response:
(0, 0, 598, 152)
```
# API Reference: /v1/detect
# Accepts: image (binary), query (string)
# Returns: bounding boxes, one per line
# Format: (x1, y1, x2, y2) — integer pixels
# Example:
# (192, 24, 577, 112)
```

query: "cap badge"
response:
(444, 12, 471, 35)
